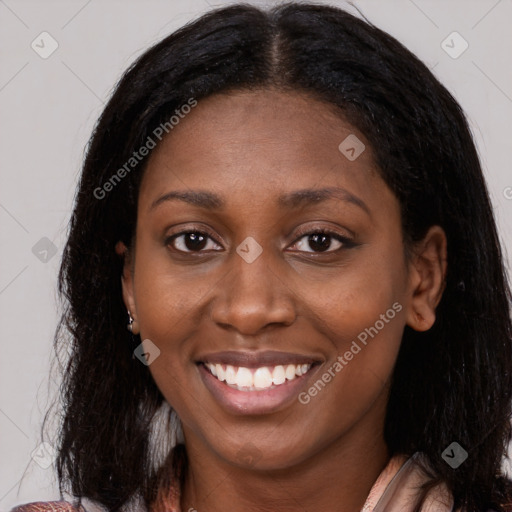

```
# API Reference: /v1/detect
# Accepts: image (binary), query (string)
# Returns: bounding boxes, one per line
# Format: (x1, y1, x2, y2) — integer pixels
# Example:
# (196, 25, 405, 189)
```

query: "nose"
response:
(210, 247, 297, 335)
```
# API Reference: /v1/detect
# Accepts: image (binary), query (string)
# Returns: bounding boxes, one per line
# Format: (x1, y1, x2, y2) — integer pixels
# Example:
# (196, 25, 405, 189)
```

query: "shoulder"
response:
(10, 501, 85, 512)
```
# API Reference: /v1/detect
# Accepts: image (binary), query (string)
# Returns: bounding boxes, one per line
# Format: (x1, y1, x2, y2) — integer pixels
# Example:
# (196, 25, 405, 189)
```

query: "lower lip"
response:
(197, 363, 320, 415)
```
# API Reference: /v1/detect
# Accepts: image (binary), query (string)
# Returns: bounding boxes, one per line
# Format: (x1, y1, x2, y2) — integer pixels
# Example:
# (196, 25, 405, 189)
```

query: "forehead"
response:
(138, 88, 391, 215)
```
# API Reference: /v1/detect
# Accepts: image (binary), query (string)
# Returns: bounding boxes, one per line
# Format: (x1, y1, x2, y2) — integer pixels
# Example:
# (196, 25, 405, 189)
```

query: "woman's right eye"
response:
(166, 231, 223, 253)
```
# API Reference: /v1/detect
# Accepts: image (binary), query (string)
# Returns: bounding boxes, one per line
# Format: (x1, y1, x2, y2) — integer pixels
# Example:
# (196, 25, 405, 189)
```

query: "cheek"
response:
(304, 250, 406, 398)
(304, 249, 404, 341)
(301, 296, 404, 438)
(132, 241, 211, 336)
(318, 289, 404, 388)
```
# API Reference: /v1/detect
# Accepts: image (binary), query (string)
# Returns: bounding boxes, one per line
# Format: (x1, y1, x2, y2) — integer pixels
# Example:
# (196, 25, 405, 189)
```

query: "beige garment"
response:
(365, 452, 456, 512)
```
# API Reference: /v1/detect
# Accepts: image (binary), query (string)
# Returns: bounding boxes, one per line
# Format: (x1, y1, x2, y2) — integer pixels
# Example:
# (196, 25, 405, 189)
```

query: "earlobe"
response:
(115, 241, 138, 330)
(405, 226, 447, 332)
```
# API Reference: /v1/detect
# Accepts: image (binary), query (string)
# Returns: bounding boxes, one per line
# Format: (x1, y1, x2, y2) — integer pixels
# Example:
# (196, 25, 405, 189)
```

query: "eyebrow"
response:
(149, 186, 370, 216)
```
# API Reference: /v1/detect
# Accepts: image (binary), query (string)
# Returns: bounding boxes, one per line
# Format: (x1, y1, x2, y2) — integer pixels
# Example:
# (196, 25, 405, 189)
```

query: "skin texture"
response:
(116, 89, 447, 512)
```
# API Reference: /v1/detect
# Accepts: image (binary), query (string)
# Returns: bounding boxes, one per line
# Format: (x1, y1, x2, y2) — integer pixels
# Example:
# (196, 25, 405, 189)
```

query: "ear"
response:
(405, 225, 447, 332)
(115, 241, 137, 321)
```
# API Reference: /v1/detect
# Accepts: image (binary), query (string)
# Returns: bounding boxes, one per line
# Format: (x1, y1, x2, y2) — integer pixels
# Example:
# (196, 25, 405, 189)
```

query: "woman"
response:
(11, 2, 512, 511)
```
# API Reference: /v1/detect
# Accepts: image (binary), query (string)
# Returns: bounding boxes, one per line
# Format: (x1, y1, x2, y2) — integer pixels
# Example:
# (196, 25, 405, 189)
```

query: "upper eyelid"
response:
(292, 226, 353, 241)
(165, 221, 353, 240)
(167, 231, 222, 250)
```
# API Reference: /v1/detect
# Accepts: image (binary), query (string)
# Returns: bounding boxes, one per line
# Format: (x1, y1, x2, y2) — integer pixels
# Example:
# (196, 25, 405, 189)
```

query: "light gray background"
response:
(1, 0, 511, 509)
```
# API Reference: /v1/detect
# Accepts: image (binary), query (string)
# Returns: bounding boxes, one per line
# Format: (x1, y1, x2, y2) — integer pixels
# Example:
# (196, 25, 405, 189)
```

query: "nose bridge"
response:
(210, 239, 296, 333)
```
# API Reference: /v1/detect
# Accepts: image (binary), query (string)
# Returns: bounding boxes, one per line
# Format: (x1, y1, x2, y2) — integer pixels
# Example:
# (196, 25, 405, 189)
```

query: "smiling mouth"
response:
(199, 362, 318, 391)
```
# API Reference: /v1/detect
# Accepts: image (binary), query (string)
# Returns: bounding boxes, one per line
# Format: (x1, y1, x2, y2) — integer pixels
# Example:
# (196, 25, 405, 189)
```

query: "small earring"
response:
(127, 311, 140, 335)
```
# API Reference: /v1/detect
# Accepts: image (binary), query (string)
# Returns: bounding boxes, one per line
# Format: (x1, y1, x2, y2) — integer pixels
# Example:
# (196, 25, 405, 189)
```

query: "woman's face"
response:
(118, 89, 446, 470)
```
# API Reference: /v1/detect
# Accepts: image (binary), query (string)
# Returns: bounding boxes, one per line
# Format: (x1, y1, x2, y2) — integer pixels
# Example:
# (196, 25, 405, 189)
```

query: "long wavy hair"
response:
(47, 2, 512, 511)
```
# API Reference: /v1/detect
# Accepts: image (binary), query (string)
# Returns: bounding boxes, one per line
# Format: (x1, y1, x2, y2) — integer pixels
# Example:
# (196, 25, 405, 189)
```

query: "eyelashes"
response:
(165, 228, 356, 255)
(290, 230, 355, 253)
(167, 231, 221, 253)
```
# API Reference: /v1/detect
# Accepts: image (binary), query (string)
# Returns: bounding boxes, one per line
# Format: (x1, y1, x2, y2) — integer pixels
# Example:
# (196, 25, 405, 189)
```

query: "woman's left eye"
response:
(290, 231, 353, 253)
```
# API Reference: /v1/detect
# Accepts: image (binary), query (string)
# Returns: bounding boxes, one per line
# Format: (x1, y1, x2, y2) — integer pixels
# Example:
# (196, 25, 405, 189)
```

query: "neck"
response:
(179, 420, 390, 512)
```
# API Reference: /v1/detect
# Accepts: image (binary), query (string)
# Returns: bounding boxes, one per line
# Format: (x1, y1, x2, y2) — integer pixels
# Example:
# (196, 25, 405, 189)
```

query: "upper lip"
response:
(196, 350, 322, 368)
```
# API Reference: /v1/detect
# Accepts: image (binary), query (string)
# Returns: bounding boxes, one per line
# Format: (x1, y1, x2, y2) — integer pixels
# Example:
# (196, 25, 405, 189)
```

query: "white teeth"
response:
(296, 364, 310, 377)
(254, 367, 273, 388)
(225, 365, 237, 385)
(235, 367, 253, 388)
(216, 364, 225, 382)
(204, 362, 313, 391)
(272, 365, 286, 385)
(285, 364, 296, 380)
